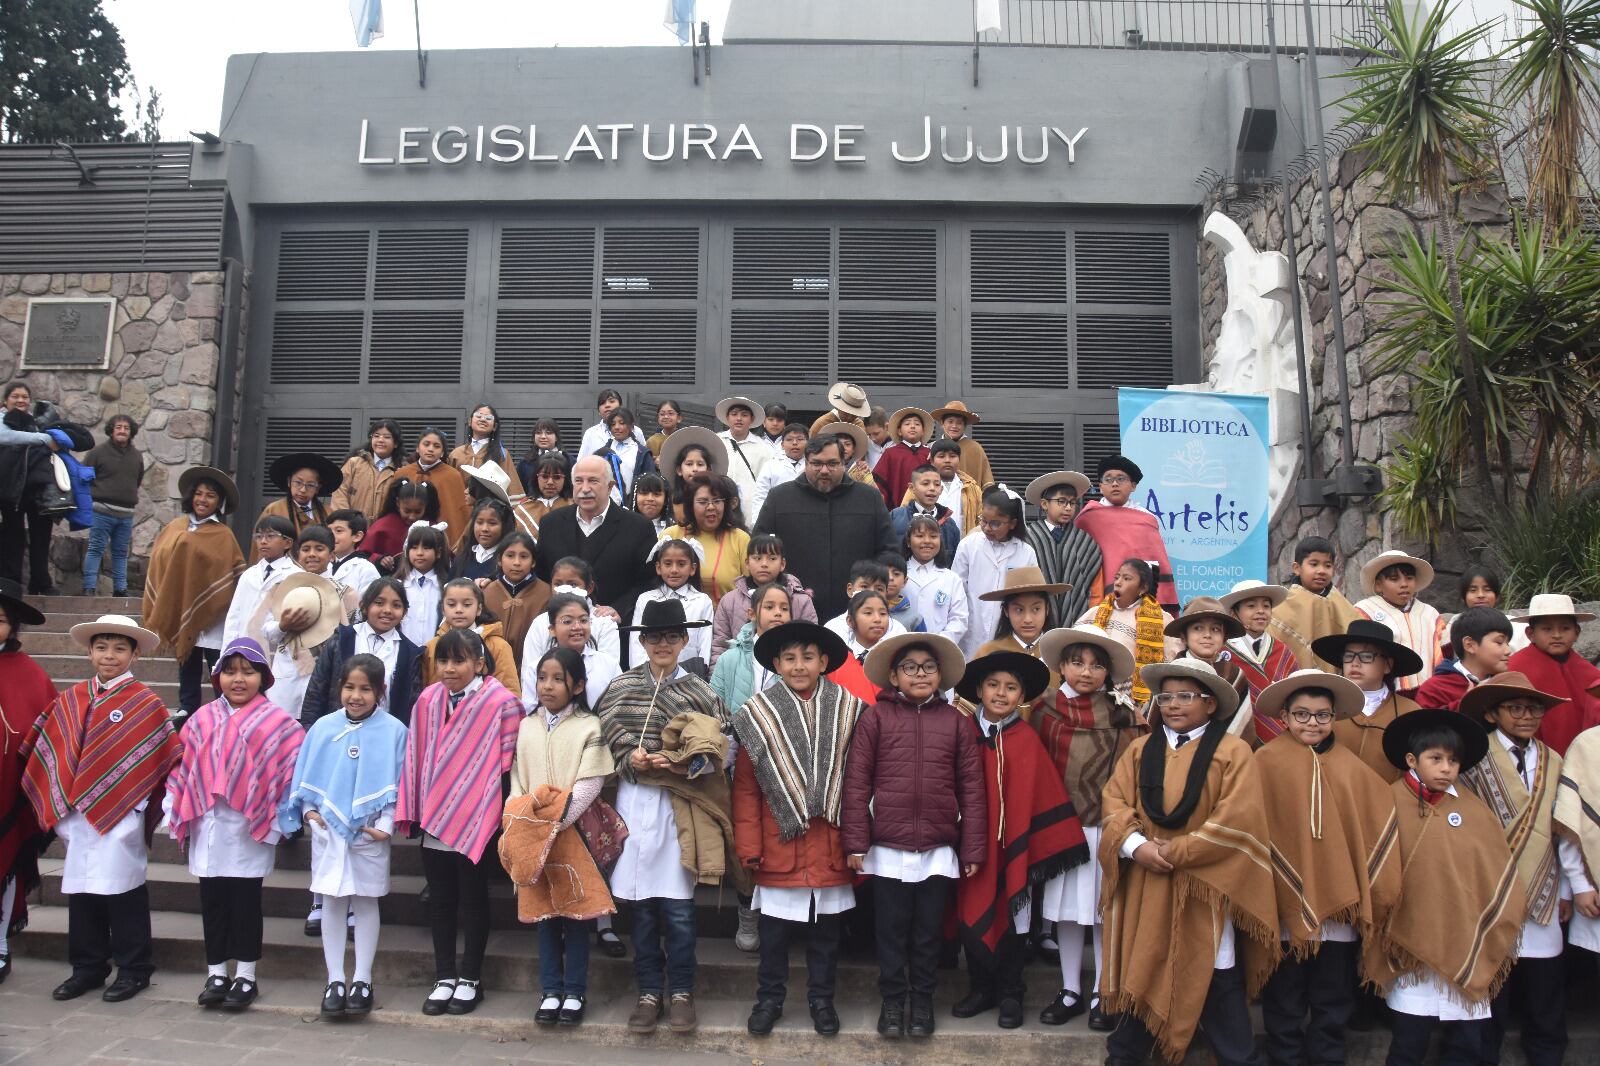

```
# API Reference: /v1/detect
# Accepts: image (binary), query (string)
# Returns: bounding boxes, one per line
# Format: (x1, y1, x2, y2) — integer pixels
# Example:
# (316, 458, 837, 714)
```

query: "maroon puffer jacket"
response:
(841, 687, 987, 865)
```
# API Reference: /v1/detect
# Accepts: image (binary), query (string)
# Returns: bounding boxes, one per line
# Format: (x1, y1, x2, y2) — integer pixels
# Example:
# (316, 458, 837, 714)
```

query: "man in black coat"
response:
(752, 435, 898, 619)
(534, 455, 657, 612)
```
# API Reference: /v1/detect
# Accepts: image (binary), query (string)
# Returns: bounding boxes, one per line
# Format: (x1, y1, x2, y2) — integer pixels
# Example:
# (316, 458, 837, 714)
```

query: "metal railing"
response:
(983, 0, 1381, 53)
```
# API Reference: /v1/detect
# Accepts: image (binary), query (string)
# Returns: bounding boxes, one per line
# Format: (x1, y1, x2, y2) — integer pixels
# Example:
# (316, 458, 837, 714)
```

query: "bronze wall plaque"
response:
(21, 298, 117, 370)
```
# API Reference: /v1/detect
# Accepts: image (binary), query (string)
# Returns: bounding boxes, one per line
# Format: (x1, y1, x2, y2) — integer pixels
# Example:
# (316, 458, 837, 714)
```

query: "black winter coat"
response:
(751, 476, 897, 619)
(301, 624, 423, 726)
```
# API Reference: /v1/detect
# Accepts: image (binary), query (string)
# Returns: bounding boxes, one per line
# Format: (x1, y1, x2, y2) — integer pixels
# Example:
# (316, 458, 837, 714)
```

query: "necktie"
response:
(370, 634, 384, 654)
(262, 561, 273, 579)
(1174, 732, 1191, 750)
(1512, 743, 1528, 779)
(1253, 638, 1263, 657)
(1051, 524, 1066, 544)
(449, 691, 464, 709)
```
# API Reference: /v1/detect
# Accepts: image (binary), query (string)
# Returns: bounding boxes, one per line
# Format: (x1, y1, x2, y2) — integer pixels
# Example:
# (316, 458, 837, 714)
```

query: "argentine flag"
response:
(664, 0, 695, 44)
(351, 0, 385, 47)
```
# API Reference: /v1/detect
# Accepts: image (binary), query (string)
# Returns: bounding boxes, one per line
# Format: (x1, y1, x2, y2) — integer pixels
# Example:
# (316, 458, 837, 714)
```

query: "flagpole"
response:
(414, 0, 428, 88)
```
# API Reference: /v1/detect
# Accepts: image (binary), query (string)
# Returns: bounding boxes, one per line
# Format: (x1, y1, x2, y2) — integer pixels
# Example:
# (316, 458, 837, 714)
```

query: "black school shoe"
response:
(596, 927, 627, 958)
(907, 997, 936, 1038)
(197, 974, 231, 1007)
(877, 997, 905, 1038)
(220, 977, 258, 1010)
(345, 981, 373, 1015)
(103, 974, 149, 1002)
(422, 979, 456, 1016)
(304, 912, 322, 937)
(51, 973, 106, 1001)
(1088, 998, 1116, 1032)
(446, 978, 483, 1015)
(557, 995, 586, 1026)
(810, 999, 841, 1036)
(747, 1001, 782, 1035)
(1039, 988, 1086, 1025)
(321, 981, 347, 1018)
(997, 997, 1024, 1029)
(952, 988, 997, 1018)
(535, 994, 562, 1026)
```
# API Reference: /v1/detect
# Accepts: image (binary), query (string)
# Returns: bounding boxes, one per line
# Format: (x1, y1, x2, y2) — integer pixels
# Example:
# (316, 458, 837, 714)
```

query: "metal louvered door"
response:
(240, 208, 1195, 518)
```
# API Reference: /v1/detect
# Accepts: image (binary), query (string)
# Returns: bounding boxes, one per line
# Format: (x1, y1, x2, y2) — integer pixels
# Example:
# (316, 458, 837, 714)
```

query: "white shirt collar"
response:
(374, 455, 392, 471)
(1162, 723, 1207, 746)
(356, 621, 399, 645)
(1361, 686, 1388, 716)
(409, 569, 438, 587)
(472, 543, 496, 563)
(187, 514, 221, 532)
(93, 671, 135, 694)
(976, 712, 1019, 737)
(469, 437, 489, 453)
(1495, 729, 1536, 758)
(577, 503, 611, 534)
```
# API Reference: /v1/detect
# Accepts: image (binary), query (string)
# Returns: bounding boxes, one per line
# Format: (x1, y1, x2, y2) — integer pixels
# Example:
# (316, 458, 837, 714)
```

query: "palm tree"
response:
(1336, 0, 1502, 499)
(1502, 0, 1600, 238)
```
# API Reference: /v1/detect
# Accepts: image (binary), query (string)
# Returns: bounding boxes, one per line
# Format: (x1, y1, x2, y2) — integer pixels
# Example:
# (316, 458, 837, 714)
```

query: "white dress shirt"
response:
(938, 475, 964, 527)
(331, 554, 381, 605)
(223, 556, 300, 649)
(824, 612, 908, 656)
(580, 421, 648, 462)
(1492, 730, 1585, 959)
(354, 621, 401, 715)
(400, 570, 442, 648)
(56, 672, 153, 895)
(605, 436, 642, 504)
(577, 503, 611, 538)
(750, 455, 803, 525)
(905, 559, 970, 648)
(719, 430, 770, 510)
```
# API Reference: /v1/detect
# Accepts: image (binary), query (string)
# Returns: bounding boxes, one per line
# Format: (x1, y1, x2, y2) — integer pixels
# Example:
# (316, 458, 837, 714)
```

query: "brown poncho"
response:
(1366, 776, 1526, 1006)
(1246, 735, 1400, 969)
(142, 517, 245, 661)
(500, 786, 616, 923)
(1461, 737, 1562, 926)
(1270, 585, 1363, 674)
(1033, 688, 1143, 826)
(1332, 691, 1419, 784)
(1099, 725, 1278, 1063)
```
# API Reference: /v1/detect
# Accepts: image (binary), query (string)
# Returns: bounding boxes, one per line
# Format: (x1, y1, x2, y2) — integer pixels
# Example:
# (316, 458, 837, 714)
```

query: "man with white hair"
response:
(534, 456, 657, 612)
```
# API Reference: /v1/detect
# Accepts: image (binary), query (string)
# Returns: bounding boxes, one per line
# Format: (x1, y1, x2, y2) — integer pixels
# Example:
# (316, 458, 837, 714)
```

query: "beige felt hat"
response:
(70, 613, 158, 654)
(1038, 624, 1135, 683)
(1360, 550, 1435, 596)
(978, 565, 1070, 602)
(1513, 593, 1597, 624)
(1025, 470, 1091, 506)
(819, 421, 869, 463)
(264, 572, 344, 649)
(1140, 658, 1241, 719)
(1164, 596, 1247, 639)
(178, 466, 240, 516)
(863, 632, 965, 690)
(826, 382, 873, 420)
(715, 396, 762, 425)
(1458, 670, 1569, 721)
(1219, 579, 1289, 611)
(889, 407, 933, 437)
(658, 426, 728, 480)
(1254, 669, 1365, 721)
(930, 400, 982, 426)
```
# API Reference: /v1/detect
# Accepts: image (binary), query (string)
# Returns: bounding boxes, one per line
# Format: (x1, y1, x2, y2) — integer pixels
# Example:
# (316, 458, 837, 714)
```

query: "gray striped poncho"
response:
(731, 678, 865, 841)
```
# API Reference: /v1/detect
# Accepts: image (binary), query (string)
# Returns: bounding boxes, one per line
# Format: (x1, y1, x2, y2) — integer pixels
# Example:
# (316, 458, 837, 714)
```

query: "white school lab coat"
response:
(951, 531, 1039, 657)
(56, 803, 150, 896)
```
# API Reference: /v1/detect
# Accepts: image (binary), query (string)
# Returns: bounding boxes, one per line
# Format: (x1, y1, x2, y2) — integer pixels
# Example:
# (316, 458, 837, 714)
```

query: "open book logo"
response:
(1161, 440, 1227, 489)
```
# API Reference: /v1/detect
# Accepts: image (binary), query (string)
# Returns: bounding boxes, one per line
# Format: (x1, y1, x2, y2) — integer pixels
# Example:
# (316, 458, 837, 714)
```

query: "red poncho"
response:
(1508, 645, 1600, 755)
(0, 649, 57, 935)
(1074, 502, 1178, 611)
(957, 714, 1089, 956)
(874, 442, 930, 509)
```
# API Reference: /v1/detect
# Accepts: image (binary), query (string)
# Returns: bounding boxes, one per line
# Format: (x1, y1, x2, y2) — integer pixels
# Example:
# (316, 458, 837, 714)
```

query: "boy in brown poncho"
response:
(1100, 659, 1276, 1065)
(1246, 670, 1400, 1066)
(1370, 709, 1527, 1066)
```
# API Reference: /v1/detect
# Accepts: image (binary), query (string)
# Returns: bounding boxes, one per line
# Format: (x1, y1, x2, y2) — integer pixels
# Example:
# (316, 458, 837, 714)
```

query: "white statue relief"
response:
(1170, 211, 1304, 517)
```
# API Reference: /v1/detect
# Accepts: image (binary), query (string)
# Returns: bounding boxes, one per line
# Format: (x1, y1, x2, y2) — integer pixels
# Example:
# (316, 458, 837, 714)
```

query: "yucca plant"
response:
(1479, 489, 1600, 604)
(1502, 0, 1600, 237)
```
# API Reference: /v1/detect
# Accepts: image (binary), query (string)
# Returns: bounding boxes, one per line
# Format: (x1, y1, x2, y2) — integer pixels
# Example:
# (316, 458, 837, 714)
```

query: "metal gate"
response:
(239, 205, 1198, 516)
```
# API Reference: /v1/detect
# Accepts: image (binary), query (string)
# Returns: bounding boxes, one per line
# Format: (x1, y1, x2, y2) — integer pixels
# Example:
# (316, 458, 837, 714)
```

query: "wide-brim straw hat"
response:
(715, 396, 762, 425)
(1383, 707, 1490, 772)
(1037, 624, 1135, 683)
(658, 426, 728, 479)
(0, 577, 45, 627)
(69, 613, 158, 654)
(753, 621, 851, 675)
(1360, 550, 1435, 596)
(464, 461, 513, 505)
(1025, 470, 1090, 506)
(210, 635, 276, 693)
(269, 452, 342, 498)
(826, 381, 873, 420)
(930, 400, 982, 426)
(889, 407, 933, 437)
(178, 466, 240, 516)
(978, 565, 1070, 602)
(955, 650, 1052, 705)
(1512, 593, 1598, 624)
(264, 572, 344, 649)
(1164, 596, 1247, 639)
(1255, 669, 1365, 722)
(863, 632, 964, 690)
(819, 421, 869, 463)
(1219, 579, 1288, 611)
(1457, 670, 1568, 721)
(1310, 619, 1425, 680)
(1140, 658, 1241, 720)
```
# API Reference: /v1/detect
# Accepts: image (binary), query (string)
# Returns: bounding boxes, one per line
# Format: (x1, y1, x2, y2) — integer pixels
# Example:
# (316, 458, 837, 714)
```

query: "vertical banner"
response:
(1115, 387, 1269, 605)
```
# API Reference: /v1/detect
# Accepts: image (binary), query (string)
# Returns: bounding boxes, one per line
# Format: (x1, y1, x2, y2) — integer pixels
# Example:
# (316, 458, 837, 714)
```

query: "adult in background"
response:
(661, 474, 750, 608)
(81, 415, 144, 597)
(752, 436, 898, 620)
(0, 382, 62, 595)
(1074, 454, 1177, 612)
(332, 418, 404, 521)
(534, 457, 657, 614)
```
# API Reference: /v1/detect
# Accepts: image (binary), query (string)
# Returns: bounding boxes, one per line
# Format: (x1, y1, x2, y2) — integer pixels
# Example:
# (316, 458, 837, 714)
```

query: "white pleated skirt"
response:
(1041, 825, 1101, 925)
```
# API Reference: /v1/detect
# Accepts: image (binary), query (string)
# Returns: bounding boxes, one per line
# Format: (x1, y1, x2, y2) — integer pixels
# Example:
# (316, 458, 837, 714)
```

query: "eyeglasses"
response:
(288, 478, 320, 492)
(1341, 650, 1382, 664)
(894, 660, 940, 677)
(1153, 691, 1215, 707)
(641, 631, 688, 646)
(1289, 709, 1335, 724)
(253, 530, 291, 540)
(697, 496, 728, 507)
(806, 459, 843, 470)
(1495, 700, 1548, 718)
(978, 517, 1010, 531)
(1099, 474, 1131, 486)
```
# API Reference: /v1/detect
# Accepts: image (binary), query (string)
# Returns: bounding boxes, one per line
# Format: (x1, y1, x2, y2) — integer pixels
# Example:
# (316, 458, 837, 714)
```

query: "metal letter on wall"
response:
(20, 298, 117, 370)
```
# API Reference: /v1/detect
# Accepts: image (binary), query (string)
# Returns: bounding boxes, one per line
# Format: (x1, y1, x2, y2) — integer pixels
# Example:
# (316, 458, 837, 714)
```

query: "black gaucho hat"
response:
(1097, 453, 1143, 484)
(619, 598, 712, 633)
(1311, 619, 1425, 681)
(754, 621, 851, 675)
(1382, 708, 1490, 773)
(269, 452, 343, 498)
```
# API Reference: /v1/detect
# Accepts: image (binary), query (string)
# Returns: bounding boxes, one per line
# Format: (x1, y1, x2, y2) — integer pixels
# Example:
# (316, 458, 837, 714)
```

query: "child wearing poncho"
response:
(278, 653, 407, 1020)
(1553, 724, 1600, 961)
(164, 637, 304, 1011)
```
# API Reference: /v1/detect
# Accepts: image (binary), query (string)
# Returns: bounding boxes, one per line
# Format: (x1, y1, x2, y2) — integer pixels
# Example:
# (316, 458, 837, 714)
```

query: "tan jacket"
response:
(331, 452, 397, 521)
(448, 442, 526, 497)
(956, 436, 994, 489)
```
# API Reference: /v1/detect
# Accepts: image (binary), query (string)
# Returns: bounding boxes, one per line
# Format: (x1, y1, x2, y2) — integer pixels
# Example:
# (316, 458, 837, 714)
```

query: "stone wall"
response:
(1196, 152, 1506, 609)
(0, 269, 229, 591)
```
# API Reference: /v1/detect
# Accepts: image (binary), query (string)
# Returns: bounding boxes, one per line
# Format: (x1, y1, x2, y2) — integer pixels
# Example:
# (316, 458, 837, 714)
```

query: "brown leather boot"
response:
(667, 991, 697, 1033)
(627, 992, 661, 1033)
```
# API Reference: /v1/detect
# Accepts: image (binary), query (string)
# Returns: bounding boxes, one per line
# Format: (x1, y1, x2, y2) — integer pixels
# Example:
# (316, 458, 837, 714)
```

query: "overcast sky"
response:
(106, 0, 1522, 141)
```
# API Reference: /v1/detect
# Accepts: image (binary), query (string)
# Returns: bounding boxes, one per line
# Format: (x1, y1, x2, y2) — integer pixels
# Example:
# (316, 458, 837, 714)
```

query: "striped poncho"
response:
(166, 694, 304, 846)
(1227, 633, 1299, 744)
(731, 678, 864, 842)
(598, 667, 731, 782)
(396, 677, 522, 862)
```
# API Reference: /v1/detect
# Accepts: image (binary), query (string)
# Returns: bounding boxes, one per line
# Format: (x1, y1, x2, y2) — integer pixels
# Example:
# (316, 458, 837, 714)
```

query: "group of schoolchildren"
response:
(1, 387, 1599, 1065)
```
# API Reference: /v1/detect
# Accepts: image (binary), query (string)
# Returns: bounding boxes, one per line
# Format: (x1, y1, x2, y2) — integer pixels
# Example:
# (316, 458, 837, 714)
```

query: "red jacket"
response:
(732, 753, 853, 889)
(1411, 666, 1471, 711)
(841, 687, 987, 864)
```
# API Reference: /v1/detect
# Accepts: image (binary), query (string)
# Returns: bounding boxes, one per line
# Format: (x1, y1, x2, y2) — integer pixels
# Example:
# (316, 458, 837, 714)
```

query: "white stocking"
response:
(1092, 924, 1105, 996)
(350, 896, 381, 983)
(320, 894, 349, 983)
(1056, 919, 1086, 995)
(0, 874, 14, 955)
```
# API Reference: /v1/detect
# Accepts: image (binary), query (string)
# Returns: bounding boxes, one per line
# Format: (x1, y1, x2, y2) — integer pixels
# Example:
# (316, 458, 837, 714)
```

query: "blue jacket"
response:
(48, 428, 96, 530)
(889, 502, 960, 561)
(710, 621, 759, 713)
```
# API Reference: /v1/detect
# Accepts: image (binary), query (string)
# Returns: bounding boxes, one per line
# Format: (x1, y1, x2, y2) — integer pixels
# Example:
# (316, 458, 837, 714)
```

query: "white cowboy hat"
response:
(70, 613, 158, 654)
(1219, 579, 1289, 611)
(826, 381, 872, 420)
(463, 461, 513, 505)
(1025, 470, 1091, 506)
(1513, 593, 1597, 624)
(658, 426, 728, 480)
(1359, 550, 1435, 596)
(863, 632, 965, 690)
(1254, 669, 1365, 721)
(1140, 658, 1241, 719)
(264, 572, 344, 650)
(1037, 624, 1135, 684)
(715, 396, 762, 425)
(818, 421, 869, 464)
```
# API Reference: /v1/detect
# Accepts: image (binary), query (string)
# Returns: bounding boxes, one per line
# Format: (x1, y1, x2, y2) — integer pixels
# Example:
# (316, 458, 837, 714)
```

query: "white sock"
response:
(452, 978, 480, 1000)
(321, 893, 350, 983)
(1056, 920, 1085, 995)
(207, 962, 228, 979)
(0, 875, 15, 955)
(562, 995, 583, 1010)
(1092, 925, 1105, 996)
(539, 994, 561, 1010)
(427, 980, 456, 1002)
(236, 959, 257, 982)
(350, 896, 381, 984)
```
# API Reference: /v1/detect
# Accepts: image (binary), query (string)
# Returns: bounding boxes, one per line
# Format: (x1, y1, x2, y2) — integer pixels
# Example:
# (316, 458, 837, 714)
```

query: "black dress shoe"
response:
(197, 974, 231, 1006)
(0, 952, 10, 984)
(535, 994, 562, 1026)
(1039, 988, 1086, 1025)
(596, 927, 627, 958)
(445, 979, 482, 1015)
(951, 988, 997, 1018)
(1088, 999, 1116, 1032)
(103, 974, 149, 1002)
(220, 977, 258, 1010)
(421, 979, 456, 1016)
(557, 995, 586, 1026)
(907, 998, 936, 1037)
(747, 1000, 782, 1035)
(52, 974, 105, 1001)
(304, 913, 322, 937)
(113, 588, 129, 598)
(321, 981, 347, 1018)
(345, 981, 373, 1016)
(997, 997, 1024, 1029)
(810, 999, 840, 1035)
(877, 997, 905, 1038)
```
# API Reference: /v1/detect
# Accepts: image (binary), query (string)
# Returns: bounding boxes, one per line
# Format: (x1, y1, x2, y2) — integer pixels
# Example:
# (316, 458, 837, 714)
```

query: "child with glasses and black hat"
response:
(1311, 620, 1424, 783)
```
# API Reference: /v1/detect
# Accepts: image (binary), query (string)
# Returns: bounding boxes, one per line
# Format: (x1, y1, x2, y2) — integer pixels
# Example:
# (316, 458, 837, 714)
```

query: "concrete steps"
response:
(22, 592, 181, 705)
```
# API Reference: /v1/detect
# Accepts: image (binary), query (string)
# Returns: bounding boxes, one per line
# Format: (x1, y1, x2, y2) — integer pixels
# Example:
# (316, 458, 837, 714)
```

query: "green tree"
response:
(0, 0, 131, 143)
(1502, 0, 1600, 238)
